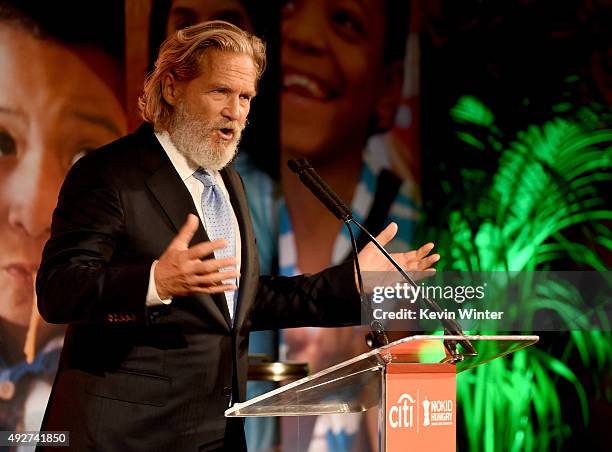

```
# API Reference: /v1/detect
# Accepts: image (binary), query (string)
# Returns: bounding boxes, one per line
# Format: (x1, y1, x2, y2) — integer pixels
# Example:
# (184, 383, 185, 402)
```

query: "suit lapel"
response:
(137, 125, 231, 330)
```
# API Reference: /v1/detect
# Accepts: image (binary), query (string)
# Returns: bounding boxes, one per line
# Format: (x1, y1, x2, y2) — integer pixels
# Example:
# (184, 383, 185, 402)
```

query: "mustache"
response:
(210, 119, 247, 132)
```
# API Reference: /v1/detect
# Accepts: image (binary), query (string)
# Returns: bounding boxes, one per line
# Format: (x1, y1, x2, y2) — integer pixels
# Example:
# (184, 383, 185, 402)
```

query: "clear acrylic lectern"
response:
(226, 335, 539, 451)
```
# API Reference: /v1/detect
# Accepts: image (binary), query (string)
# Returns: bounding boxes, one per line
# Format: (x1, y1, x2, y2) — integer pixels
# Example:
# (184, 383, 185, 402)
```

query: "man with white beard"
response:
(166, 83, 246, 171)
(35, 21, 439, 451)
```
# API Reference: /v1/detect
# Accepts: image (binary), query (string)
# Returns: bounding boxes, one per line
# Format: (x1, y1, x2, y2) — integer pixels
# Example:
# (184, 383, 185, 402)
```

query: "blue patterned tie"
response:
(193, 169, 237, 322)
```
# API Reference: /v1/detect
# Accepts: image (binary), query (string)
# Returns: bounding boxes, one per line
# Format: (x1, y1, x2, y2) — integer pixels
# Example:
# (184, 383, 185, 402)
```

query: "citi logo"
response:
(388, 393, 415, 428)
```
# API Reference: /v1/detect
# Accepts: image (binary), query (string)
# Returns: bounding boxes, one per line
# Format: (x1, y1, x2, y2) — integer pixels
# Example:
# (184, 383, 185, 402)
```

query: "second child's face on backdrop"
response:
(0, 27, 126, 326)
(280, 0, 391, 161)
(281, 0, 404, 373)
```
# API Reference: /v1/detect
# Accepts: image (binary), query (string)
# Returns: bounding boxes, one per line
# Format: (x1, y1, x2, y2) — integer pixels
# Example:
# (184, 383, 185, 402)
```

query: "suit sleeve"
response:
(36, 154, 152, 325)
(250, 260, 362, 331)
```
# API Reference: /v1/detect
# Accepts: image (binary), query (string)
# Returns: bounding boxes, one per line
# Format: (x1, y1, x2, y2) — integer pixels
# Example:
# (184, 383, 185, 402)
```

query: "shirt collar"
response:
(154, 130, 199, 182)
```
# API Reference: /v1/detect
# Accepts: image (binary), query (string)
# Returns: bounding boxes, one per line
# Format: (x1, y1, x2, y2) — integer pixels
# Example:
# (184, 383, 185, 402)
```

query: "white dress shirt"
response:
(145, 130, 241, 312)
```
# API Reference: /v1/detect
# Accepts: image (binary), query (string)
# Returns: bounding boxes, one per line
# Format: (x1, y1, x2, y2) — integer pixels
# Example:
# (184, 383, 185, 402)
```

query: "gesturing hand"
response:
(154, 214, 238, 299)
(356, 222, 440, 286)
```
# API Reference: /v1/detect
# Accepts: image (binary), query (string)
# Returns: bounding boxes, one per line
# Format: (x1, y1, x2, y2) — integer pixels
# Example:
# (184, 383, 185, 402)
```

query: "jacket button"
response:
(222, 387, 232, 397)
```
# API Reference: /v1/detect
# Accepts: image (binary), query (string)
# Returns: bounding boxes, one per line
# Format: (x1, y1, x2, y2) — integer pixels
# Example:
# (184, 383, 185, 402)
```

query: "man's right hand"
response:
(154, 214, 238, 299)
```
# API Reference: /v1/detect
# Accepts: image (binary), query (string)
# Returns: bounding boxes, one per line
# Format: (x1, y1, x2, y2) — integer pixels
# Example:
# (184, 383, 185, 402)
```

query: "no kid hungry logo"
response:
(388, 393, 454, 430)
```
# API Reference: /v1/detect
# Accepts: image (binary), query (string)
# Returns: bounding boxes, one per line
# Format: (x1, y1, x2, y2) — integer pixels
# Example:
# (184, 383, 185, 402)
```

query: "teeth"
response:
(283, 74, 327, 98)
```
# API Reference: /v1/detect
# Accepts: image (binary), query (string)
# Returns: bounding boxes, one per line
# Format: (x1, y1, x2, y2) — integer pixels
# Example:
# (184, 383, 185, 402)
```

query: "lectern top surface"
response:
(226, 335, 538, 418)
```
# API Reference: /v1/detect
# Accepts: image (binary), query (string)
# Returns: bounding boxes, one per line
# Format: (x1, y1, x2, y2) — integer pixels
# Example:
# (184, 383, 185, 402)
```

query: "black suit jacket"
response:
(35, 124, 360, 451)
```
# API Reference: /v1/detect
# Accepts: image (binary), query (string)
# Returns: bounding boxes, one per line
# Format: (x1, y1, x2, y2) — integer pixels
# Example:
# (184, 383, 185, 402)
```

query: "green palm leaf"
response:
(426, 96, 612, 451)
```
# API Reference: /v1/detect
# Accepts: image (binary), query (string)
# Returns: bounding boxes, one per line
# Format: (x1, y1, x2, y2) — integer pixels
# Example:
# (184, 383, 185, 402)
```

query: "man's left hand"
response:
(356, 222, 440, 286)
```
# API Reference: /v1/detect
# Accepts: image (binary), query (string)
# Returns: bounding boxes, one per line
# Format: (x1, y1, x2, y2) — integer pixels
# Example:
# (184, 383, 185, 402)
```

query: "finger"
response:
(414, 268, 437, 281)
(192, 257, 238, 274)
(192, 284, 237, 294)
(168, 214, 200, 249)
(417, 242, 435, 258)
(193, 271, 240, 286)
(373, 222, 398, 248)
(397, 250, 439, 272)
(186, 239, 229, 260)
(418, 253, 440, 270)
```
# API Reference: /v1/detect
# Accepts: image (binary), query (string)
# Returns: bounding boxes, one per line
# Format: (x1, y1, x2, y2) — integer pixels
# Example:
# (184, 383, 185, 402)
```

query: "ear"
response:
(161, 72, 182, 106)
(374, 61, 404, 130)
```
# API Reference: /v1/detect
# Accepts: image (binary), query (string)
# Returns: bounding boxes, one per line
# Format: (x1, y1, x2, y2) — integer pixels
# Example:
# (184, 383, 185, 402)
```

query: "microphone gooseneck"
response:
(287, 159, 477, 358)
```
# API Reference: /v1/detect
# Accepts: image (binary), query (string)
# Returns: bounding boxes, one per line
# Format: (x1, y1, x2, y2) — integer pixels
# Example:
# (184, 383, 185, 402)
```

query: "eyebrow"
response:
(70, 110, 123, 137)
(212, 83, 257, 98)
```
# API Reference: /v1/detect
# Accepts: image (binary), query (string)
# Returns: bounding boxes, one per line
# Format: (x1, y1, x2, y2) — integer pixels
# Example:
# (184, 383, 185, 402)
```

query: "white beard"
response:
(168, 101, 244, 170)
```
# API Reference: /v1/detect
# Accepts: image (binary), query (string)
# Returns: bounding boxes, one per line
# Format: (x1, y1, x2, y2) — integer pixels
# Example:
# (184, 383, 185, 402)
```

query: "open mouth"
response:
(282, 72, 337, 100)
(218, 128, 235, 140)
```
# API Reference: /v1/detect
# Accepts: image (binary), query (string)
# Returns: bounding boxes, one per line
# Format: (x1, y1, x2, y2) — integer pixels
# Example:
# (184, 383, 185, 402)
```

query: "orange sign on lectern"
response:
(385, 363, 456, 451)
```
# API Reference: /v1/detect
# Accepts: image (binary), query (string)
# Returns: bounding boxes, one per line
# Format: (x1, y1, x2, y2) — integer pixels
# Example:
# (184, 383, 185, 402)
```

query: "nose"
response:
(282, 2, 327, 56)
(7, 150, 64, 239)
(221, 95, 242, 122)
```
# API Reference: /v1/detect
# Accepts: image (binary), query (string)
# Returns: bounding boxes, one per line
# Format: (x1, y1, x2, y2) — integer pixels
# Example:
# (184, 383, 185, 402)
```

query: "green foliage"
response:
(424, 96, 612, 451)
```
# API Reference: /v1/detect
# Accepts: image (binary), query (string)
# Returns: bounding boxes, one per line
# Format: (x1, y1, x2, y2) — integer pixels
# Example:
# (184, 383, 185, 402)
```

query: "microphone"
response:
(287, 159, 477, 359)
(287, 159, 352, 221)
